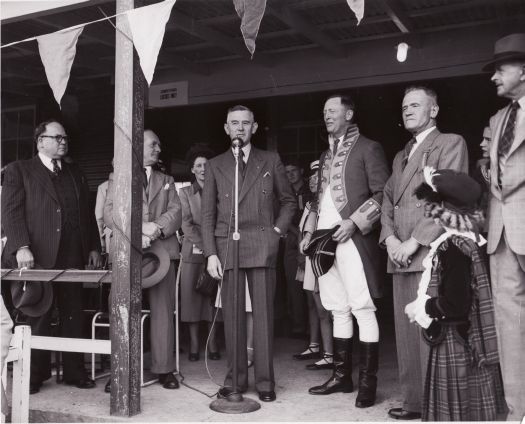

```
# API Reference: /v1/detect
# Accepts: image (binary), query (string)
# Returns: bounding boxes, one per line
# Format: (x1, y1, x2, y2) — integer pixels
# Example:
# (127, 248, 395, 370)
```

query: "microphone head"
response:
(231, 137, 245, 148)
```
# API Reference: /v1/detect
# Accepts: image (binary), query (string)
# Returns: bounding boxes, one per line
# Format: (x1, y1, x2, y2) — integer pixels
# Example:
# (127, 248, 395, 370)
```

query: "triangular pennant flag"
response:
(347, 0, 365, 25)
(126, 0, 176, 86)
(37, 27, 83, 108)
(233, 0, 266, 57)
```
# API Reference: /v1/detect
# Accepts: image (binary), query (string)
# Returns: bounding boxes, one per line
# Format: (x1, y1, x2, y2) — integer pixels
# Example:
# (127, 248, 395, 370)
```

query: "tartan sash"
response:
(428, 235, 500, 367)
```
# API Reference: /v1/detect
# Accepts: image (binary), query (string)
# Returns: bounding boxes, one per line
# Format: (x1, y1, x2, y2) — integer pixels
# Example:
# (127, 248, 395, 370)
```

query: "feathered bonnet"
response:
(414, 167, 482, 214)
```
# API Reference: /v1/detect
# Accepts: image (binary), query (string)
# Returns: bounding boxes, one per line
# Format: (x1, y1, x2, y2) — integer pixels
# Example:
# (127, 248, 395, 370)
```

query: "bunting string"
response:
(1, 11, 128, 49)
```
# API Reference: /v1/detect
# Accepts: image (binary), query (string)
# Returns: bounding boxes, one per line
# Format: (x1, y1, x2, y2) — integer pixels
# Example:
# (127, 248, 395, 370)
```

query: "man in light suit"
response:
(300, 94, 389, 408)
(1, 119, 102, 394)
(380, 86, 468, 420)
(104, 129, 182, 390)
(482, 33, 525, 421)
(202, 105, 296, 402)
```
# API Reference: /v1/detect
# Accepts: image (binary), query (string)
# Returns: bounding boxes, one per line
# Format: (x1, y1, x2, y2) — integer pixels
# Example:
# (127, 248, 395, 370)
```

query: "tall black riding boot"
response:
(308, 337, 353, 395)
(355, 341, 378, 408)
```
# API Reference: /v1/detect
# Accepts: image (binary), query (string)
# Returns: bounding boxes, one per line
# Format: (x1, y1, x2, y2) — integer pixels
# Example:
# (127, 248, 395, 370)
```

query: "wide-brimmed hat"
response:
(482, 33, 525, 72)
(414, 167, 482, 213)
(11, 266, 53, 317)
(303, 226, 340, 278)
(142, 242, 171, 288)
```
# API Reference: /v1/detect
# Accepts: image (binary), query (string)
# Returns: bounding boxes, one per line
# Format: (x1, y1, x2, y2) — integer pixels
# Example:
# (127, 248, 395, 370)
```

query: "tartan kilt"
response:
(422, 324, 505, 421)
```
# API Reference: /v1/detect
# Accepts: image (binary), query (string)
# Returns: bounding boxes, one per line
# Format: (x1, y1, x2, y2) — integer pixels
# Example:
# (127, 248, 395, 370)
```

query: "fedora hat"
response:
(11, 267, 53, 317)
(482, 33, 525, 72)
(142, 242, 170, 288)
(303, 226, 340, 278)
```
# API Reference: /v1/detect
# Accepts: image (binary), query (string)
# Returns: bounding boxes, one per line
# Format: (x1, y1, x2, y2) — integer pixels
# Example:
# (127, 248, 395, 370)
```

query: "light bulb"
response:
(397, 42, 409, 62)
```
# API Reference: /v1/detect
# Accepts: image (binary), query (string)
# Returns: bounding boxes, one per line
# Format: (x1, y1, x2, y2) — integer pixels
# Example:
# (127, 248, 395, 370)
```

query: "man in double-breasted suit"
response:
(300, 95, 389, 408)
(1, 119, 102, 394)
(104, 129, 182, 390)
(380, 86, 468, 420)
(202, 105, 296, 402)
(483, 33, 525, 420)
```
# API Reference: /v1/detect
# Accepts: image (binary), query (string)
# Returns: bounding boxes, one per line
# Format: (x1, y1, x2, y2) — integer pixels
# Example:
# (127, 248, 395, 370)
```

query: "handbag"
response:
(194, 268, 218, 298)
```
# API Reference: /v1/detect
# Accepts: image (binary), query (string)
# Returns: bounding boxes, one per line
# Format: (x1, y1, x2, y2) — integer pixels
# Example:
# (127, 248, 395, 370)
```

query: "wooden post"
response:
(110, 0, 145, 416)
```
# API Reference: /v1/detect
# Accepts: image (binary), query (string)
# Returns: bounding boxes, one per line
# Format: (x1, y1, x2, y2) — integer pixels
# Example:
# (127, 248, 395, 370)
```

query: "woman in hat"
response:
(180, 146, 220, 361)
(405, 167, 505, 421)
(293, 160, 334, 370)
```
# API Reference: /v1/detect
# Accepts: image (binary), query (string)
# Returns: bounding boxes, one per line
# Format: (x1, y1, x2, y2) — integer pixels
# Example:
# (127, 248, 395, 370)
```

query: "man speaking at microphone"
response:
(202, 105, 296, 402)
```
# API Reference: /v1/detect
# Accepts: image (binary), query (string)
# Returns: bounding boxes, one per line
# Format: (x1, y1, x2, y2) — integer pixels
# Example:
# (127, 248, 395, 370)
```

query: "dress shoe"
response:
(387, 408, 422, 420)
(258, 390, 276, 402)
(208, 351, 221, 360)
(189, 352, 200, 361)
(65, 378, 96, 389)
(292, 344, 320, 361)
(158, 373, 179, 389)
(217, 386, 245, 399)
(29, 382, 41, 394)
(104, 379, 111, 393)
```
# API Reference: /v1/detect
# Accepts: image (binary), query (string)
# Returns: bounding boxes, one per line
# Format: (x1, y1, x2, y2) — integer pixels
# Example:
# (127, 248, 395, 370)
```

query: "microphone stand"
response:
(210, 144, 260, 414)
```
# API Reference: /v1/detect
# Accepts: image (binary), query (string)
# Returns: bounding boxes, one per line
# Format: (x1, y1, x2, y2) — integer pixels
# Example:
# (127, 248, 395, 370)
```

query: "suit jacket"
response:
(1, 156, 99, 269)
(201, 146, 296, 270)
(380, 129, 469, 273)
(487, 101, 525, 255)
(104, 169, 182, 260)
(303, 131, 390, 298)
(180, 182, 205, 264)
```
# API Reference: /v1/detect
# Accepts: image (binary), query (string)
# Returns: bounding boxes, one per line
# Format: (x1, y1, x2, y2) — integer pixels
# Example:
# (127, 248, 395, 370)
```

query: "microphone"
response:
(231, 137, 244, 149)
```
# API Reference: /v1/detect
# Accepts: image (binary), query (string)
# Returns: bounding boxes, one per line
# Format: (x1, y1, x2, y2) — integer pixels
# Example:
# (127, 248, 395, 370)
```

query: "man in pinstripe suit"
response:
(1, 119, 102, 394)
(202, 105, 296, 402)
(380, 87, 468, 420)
(483, 33, 525, 420)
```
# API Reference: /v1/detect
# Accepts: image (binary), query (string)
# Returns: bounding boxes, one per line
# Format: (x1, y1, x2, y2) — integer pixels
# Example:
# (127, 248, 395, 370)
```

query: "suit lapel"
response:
(147, 170, 164, 205)
(394, 129, 440, 204)
(28, 156, 60, 203)
(215, 151, 235, 188)
(489, 107, 508, 199)
(239, 147, 265, 202)
(508, 112, 525, 157)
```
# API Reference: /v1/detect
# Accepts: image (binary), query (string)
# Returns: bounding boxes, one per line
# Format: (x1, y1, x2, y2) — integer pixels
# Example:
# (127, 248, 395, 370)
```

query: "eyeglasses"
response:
(40, 135, 69, 144)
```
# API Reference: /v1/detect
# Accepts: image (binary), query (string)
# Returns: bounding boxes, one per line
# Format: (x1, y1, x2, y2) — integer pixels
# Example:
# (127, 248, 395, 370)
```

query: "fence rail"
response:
(1, 269, 112, 284)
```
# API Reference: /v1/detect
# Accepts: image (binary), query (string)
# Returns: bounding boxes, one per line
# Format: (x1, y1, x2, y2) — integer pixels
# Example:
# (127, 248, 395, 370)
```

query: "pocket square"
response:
(163, 183, 171, 190)
(263, 171, 271, 178)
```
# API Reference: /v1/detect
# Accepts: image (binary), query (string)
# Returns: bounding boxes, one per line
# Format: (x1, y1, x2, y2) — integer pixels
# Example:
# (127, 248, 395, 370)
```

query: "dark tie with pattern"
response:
(332, 138, 339, 157)
(142, 168, 148, 190)
(51, 159, 60, 176)
(401, 138, 417, 170)
(238, 149, 246, 177)
(498, 102, 520, 158)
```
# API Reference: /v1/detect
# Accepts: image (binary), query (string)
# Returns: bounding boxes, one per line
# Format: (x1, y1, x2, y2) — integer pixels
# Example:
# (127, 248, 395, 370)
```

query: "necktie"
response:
(401, 138, 417, 170)
(142, 168, 148, 190)
(332, 137, 339, 157)
(238, 149, 246, 177)
(498, 102, 520, 158)
(51, 159, 60, 176)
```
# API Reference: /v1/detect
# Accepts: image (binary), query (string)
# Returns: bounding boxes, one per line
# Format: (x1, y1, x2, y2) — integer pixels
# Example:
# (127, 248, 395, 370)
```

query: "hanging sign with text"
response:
(148, 81, 188, 107)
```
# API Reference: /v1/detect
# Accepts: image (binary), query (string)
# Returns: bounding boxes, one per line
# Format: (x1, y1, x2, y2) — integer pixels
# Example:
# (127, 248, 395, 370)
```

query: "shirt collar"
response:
(144, 165, 152, 180)
(232, 142, 252, 161)
(38, 152, 61, 172)
(415, 126, 436, 144)
(515, 96, 525, 110)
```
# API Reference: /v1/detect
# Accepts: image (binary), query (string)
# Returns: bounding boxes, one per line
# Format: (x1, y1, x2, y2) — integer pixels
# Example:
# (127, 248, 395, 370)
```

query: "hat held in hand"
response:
(142, 242, 171, 288)
(303, 226, 340, 278)
(11, 265, 53, 318)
